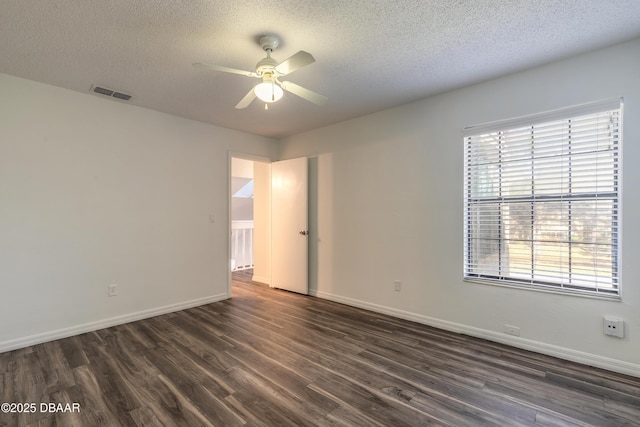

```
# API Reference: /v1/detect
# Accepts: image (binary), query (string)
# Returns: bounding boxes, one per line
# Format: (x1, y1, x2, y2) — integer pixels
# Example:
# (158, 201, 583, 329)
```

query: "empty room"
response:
(1, 1, 639, 426)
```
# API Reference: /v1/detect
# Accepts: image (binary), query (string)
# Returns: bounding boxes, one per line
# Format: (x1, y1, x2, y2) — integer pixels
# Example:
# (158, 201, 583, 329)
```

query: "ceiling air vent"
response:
(91, 85, 132, 101)
(112, 92, 131, 101)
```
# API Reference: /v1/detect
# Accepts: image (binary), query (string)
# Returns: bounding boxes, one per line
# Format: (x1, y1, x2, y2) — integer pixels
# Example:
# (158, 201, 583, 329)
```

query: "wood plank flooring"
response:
(1, 270, 639, 426)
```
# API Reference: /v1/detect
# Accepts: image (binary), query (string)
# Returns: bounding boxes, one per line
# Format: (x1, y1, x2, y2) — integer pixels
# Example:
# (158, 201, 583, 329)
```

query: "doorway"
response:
(230, 156, 271, 295)
(229, 155, 310, 297)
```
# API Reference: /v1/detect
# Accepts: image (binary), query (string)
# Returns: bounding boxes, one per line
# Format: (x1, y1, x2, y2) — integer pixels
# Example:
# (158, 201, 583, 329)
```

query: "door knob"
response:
(299, 230, 309, 235)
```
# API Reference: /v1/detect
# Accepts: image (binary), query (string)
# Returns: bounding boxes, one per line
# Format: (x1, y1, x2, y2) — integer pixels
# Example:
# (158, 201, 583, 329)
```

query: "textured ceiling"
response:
(2, 1, 640, 138)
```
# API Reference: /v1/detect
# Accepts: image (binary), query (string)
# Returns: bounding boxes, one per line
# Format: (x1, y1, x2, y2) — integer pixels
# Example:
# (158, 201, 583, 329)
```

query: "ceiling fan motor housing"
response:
(255, 56, 279, 77)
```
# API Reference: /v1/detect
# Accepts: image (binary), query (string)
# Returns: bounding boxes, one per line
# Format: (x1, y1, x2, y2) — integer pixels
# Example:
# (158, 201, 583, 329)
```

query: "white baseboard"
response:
(310, 289, 640, 378)
(251, 275, 271, 285)
(0, 293, 228, 353)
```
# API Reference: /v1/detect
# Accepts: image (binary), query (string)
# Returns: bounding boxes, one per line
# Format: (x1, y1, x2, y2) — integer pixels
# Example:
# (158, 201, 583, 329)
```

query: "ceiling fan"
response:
(194, 35, 327, 109)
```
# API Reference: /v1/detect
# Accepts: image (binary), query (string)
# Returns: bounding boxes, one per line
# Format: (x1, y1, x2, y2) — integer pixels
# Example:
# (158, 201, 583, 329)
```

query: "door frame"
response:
(227, 151, 272, 297)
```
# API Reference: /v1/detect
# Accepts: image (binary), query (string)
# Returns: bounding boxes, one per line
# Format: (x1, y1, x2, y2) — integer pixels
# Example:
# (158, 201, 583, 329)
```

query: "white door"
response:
(271, 157, 308, 294)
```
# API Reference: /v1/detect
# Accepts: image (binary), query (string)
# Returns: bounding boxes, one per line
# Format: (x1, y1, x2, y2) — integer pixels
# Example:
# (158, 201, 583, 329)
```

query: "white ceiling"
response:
(2, 1, 640, 139)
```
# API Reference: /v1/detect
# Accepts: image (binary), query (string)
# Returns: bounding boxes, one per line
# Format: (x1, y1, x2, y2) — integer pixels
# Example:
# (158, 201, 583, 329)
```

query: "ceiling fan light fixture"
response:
(254, 82, 283, 103)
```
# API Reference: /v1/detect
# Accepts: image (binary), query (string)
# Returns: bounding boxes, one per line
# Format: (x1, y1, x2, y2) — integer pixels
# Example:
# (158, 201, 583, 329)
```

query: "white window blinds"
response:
(464, 100, 622, 297)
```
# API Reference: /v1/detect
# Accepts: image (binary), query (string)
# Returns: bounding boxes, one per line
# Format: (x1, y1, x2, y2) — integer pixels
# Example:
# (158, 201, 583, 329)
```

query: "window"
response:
(464, 100, 622, 297)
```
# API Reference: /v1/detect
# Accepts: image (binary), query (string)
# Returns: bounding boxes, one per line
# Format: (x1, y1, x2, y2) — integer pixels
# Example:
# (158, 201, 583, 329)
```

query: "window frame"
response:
(463, 99, 623, 299)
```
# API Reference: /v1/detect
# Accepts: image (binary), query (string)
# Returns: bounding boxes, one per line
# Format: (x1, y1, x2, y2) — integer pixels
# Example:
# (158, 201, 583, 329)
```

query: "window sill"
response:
(463, 277, 622, 301)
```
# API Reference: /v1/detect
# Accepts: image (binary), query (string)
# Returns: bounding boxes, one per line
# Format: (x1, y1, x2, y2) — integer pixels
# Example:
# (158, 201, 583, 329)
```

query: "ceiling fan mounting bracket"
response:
(259, 35, 280, 52)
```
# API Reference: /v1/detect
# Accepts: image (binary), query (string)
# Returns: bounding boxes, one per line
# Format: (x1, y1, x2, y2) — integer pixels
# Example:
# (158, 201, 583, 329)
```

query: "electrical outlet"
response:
(108, 284, 118, 297)
(394, 280, 401, 291)
(504, 324, 520, 336)
(603, 316, 624, 338)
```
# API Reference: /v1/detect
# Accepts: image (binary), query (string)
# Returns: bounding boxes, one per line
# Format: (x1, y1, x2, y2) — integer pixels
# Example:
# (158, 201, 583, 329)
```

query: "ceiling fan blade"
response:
(235, 87, 256, 109)
(280, 81, 327, 106)
(193, 62, 258, 78)
(275, 51, 315, 75)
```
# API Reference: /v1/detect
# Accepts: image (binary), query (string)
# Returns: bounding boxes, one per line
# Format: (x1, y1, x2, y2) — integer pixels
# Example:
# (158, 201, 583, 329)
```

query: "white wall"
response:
(279, 38, 640, 376)
(231, 158, 255, 221)
(252, 161, 271, 284)
(231, 157, 254, 179)
(0, 73, 277, 351)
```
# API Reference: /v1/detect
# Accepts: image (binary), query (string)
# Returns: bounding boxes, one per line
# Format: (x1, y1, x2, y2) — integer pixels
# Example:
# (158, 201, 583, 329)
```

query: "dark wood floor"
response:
(1, 271, 639, 426)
